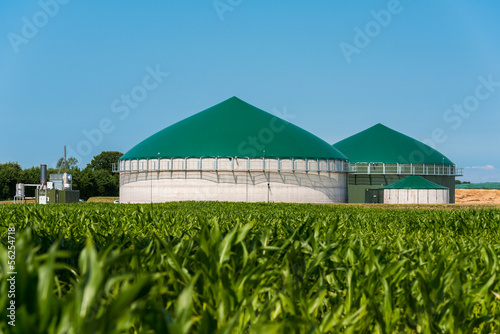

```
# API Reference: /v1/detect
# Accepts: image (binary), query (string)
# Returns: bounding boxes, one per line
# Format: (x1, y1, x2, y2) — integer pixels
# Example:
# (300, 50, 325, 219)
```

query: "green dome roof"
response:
(121, 97, 347, 160)
(333, 123, 454, 165)
(381, 175, 448, 189)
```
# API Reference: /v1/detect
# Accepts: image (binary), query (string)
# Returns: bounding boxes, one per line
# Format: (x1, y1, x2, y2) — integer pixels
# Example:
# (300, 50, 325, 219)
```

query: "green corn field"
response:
(1, 202, 499, 333)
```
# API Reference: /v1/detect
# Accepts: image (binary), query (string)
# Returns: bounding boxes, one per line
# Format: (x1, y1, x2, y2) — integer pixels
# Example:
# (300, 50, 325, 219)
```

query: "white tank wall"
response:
(120, 170, 347, 203)
(383, 189, 449, 204)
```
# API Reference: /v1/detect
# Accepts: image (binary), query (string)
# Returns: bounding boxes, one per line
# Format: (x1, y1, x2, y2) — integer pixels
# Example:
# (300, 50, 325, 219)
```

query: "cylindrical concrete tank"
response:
(333, 123, 462, 203)
(117, 97, 349, 203)
(381, 175, 449, 204)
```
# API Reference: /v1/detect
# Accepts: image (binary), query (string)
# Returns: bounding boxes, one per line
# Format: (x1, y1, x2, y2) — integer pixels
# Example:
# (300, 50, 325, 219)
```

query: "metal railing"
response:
(113, 157, 350, 173)
(349, 163, 463, 176)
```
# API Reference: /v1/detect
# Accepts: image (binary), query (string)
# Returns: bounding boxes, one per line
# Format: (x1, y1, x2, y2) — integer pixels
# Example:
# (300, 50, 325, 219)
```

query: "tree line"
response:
(0, 151, 122, 201)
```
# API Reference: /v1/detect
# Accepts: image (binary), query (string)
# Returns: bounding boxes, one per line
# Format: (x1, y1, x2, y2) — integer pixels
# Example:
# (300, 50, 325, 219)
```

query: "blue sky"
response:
(1, 0, 499, 182)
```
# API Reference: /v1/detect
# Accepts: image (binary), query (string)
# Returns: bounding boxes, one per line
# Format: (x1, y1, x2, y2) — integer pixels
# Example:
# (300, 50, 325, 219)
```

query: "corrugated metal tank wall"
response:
(383, 189, 449, 204)
(119, 158, 348, 203)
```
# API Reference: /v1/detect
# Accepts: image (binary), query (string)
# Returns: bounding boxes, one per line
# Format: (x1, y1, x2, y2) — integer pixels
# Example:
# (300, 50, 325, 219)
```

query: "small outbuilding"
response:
(379, 175, 449, 204)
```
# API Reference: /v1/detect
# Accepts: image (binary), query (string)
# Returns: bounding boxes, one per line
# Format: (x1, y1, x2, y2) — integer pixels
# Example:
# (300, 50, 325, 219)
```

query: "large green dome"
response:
(333, 123, 454, 165)
(121, 97, 347, 160)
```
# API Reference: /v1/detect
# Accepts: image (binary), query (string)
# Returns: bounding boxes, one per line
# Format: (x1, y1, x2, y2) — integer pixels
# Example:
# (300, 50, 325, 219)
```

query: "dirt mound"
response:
(455, 189, 500, 204)
(86, 197, 119, 203)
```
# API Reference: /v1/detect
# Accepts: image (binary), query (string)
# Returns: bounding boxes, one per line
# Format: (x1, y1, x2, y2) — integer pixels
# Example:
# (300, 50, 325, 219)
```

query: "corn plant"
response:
(0, 202, 499, 333)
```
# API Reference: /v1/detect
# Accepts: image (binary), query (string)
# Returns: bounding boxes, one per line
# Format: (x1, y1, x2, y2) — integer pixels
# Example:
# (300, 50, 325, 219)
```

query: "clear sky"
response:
(1, 0, 499, 182)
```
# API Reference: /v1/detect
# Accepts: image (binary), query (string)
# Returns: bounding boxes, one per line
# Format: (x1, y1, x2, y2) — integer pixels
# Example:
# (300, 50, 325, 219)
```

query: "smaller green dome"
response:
(121, 97, 347, 161)
(333, 124, 454, 165)
(381, 175, 448, 189)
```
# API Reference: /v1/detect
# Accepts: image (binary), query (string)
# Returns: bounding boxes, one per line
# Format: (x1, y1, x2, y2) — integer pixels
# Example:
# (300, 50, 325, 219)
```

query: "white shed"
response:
(381, 175, 449, 204)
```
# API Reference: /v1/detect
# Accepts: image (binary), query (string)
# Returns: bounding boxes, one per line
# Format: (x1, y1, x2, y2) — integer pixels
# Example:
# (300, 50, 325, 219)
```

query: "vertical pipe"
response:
(64, 145, 67, 174)
(40, 164, 47, 186)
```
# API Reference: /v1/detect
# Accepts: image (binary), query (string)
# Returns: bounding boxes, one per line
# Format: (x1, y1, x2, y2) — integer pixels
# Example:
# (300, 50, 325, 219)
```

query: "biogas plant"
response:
(114, 97, 462, 204)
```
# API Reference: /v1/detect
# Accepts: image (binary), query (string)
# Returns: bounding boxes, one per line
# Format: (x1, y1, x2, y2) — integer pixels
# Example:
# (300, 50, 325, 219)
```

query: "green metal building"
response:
(333, 124, 462, 203)
(35, 189, 80, 204)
